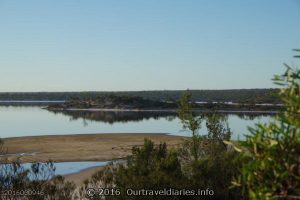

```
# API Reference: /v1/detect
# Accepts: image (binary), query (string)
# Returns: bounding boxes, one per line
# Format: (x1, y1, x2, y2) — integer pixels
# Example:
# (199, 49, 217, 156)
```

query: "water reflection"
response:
(49, 110, 178, 124)
(0, 106, 274, 139)
(48, 109, 275, 124)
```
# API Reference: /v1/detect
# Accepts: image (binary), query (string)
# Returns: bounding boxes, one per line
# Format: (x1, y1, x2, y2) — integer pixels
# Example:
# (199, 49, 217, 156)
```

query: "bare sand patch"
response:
(2, 133, 184, 163)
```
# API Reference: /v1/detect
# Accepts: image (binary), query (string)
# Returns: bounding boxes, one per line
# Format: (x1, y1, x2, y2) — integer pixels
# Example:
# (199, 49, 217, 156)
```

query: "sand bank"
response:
(2, 133, 184, 163)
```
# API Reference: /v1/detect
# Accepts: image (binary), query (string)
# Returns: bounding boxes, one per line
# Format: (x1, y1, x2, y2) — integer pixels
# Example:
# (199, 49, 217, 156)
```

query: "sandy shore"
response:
(2, 133, 184, 163)
(63, 165, 105, 185)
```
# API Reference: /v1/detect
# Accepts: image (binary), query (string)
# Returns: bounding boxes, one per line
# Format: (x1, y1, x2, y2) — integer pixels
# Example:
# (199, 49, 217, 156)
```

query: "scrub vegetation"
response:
(0, 88, 280, 104)
(0, 59, 299, 199)
(79, 65, 299, 200)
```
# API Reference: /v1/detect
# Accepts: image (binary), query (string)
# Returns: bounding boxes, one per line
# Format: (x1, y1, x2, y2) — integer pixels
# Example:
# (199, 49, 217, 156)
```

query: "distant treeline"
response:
(0, 89, 280, 103)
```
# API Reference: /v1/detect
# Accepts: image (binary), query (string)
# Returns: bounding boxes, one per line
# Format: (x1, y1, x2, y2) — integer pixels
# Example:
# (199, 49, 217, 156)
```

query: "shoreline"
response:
(47, 107, 279, 114)
(63, 165, 106, 185)
(2, 133, 185, 163)
(2, 132, 172, 140)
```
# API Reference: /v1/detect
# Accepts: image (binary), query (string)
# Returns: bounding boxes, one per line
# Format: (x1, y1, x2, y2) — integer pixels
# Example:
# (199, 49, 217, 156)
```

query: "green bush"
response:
(0, 140, 76, 200)
(81, 94, 243, 200)
(232, 66, 300, 200)
(178, 93, 242, 199)
(81, 139, 185, 200)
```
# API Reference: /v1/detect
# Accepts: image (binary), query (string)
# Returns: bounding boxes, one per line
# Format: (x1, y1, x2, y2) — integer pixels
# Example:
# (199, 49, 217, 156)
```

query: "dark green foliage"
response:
(0, 88, 281, 104)
(47, 95, 177, 110)
(0, 140, 76, 200)
(233, 67, 300, 200)
(81, 139, 185, 200)
(0, 162, 76, 200)
(82, 107, 243, 199)
(1, 60, 295, 200)
(178, 90, 203, 161)
(178, 111, 242, 200)
(177, 91, 243, 199)
(117, 140, 183, 188)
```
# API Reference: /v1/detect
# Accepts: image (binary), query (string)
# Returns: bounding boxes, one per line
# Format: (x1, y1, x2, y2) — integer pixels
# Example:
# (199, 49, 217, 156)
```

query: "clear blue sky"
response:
(0, 0, 299, 92)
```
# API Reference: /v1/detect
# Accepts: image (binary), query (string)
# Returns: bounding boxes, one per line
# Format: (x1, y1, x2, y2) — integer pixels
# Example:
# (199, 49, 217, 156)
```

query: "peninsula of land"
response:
(46, 95, 282, 113)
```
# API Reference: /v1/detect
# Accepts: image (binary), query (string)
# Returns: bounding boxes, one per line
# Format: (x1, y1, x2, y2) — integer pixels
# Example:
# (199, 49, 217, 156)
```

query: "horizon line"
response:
(0, 88, 279, 93)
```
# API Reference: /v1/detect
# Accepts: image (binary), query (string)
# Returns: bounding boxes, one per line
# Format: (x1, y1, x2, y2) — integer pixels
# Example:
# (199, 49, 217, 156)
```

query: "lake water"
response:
(1, 161, 110, 178)
(24, 161, 109, 175)
(0, 106, 273, 140)
(0, 106, 273, 175)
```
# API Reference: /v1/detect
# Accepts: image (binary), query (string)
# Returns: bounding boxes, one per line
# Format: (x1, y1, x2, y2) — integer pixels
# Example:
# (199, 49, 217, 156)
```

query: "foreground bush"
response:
(178, 92, 242, 199)
(81, 112, 242, 199)
(232, 66, 300, 199)
(0, 140, 76, 200)
(81, 139, 186, 200)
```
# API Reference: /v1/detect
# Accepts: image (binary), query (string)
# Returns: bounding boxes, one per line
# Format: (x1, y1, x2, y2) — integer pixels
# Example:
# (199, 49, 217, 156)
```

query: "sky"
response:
(0, 0, 299, 92)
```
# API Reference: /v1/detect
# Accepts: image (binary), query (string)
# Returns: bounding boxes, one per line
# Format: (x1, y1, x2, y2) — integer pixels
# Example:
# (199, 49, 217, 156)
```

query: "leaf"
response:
(231, 180, 241, 187)
(223, 140, 242, 152)
(269, 139, 278, 147)
(233, 146, 242, 152)
(223, 140, 233, 146)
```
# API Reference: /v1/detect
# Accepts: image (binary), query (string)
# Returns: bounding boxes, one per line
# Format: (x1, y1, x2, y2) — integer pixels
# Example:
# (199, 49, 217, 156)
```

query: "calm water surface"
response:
(24, 161, 109, 175)
(2, 161, 109, 178)
(0, 106, 272, 140)
(0, 106, 273, 174)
